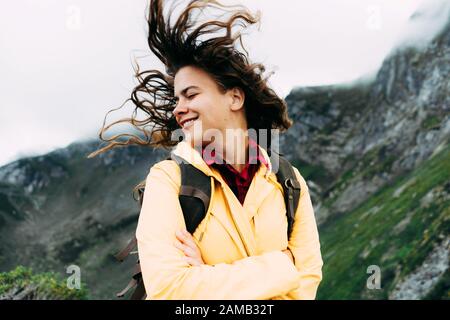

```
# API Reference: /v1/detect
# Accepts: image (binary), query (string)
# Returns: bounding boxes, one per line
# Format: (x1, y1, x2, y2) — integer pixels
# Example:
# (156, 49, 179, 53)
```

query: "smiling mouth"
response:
(181, 117, 199, 129)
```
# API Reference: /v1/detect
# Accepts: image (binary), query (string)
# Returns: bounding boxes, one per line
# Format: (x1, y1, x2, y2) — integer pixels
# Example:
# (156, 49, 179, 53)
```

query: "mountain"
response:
(281, 18, 450, 299)
(0, 141, 168, 299)
(282, 19, 450, 226)
(1, 17, 449, 301)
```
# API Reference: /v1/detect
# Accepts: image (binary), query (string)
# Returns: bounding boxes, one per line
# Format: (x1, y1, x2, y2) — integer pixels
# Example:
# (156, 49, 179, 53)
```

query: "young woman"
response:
(89, 0, 323, 300)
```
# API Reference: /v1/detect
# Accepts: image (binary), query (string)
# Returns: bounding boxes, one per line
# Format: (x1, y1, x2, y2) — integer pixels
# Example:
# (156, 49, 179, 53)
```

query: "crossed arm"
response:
(174, 228, 295, 266)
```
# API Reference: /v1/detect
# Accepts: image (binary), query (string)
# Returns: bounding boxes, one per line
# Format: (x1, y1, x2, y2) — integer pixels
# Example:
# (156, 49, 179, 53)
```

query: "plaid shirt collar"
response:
(201, 137, 268, 204)
(201, 137, 268, 169)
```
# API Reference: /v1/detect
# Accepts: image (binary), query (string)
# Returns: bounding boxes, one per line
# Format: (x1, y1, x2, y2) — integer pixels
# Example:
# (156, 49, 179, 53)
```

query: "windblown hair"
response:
(88, 0, 293, 161)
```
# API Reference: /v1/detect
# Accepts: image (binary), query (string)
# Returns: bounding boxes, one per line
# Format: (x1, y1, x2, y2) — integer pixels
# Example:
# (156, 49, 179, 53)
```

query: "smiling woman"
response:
(87, 0, 292, 156)
(87, 0, 323, 300)
(172, 64, 251, 164)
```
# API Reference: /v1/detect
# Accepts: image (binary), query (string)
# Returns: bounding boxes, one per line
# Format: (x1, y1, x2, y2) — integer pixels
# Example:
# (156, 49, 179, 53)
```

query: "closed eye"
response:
(172, 93, 198, 105)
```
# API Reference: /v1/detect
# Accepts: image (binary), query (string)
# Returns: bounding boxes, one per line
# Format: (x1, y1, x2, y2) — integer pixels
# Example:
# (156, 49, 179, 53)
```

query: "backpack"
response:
(114, 150, 301, 300)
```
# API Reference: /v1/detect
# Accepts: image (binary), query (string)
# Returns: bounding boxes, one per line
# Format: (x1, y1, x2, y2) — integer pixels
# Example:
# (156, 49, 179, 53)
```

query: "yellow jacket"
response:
(136, 141, 323, 300)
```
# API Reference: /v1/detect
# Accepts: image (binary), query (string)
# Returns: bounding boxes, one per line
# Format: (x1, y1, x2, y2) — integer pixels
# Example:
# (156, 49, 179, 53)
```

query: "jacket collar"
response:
(170, 140, 282, 257)
(171, 140, 274, 182)
(201, 137, 268, 169)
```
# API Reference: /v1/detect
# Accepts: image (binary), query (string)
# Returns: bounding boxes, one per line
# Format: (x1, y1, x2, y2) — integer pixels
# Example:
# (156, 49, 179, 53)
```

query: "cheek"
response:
(210, 104, 229, 122)
(203, 114, 227, 131)
(198, 96, 230, 128)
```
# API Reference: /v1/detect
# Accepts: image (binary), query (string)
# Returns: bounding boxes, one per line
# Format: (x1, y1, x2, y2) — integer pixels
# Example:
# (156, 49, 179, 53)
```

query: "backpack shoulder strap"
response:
(134, 154, 212, 235)
(114, 154, 213, 300)
(271, 151, 302, 239)
(169, 153, 212, 234)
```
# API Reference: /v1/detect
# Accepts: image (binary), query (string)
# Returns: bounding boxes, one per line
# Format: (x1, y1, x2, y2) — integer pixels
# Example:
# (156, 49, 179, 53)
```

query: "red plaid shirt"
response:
(202, 138, 268, 205)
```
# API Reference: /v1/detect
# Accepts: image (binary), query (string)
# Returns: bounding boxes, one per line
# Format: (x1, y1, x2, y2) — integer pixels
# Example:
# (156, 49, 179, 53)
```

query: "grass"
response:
(322, 144, 401, 208)
(317, 143, 450, 299)
(421, 115, 441, 130)
(292, 158, 333, 186)
(0, 265, 89, 300)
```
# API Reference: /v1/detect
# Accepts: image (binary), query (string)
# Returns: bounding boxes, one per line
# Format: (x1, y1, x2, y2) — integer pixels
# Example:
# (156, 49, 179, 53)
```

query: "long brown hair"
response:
(87, 0, 293, 160)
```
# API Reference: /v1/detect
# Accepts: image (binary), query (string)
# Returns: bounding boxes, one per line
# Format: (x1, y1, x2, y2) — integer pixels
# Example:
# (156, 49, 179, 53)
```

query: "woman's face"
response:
(173, 65, 245, 149)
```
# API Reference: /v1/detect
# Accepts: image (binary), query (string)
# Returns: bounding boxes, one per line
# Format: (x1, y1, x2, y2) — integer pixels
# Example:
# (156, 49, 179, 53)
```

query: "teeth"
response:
(183, 118, 197, 128)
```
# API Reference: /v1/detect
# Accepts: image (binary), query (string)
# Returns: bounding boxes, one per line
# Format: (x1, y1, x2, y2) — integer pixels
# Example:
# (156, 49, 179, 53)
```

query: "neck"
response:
(214, 129, 249, 173)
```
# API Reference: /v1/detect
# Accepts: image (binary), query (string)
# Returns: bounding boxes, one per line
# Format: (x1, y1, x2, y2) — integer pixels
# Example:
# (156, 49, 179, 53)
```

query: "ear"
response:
(229, 87, 245, 111)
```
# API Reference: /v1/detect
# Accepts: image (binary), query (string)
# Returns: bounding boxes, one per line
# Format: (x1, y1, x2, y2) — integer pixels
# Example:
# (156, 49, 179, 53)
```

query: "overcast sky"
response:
(1, 0, 449, 167)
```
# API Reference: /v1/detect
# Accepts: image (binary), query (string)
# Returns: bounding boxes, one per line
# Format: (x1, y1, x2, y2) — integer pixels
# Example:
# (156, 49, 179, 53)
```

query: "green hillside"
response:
(317, 144, 450, 299)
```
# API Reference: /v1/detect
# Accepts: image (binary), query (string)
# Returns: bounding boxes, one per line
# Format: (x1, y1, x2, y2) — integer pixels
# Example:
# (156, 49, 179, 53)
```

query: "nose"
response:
(173, 99, 188, 121)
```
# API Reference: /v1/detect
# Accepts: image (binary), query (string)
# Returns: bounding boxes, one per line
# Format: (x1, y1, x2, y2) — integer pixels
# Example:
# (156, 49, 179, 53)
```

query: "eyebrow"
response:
(174, 85, 200, 98)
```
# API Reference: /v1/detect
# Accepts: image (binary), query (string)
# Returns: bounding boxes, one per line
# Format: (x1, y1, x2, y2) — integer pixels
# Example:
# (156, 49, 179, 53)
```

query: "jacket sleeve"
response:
(136, 161, 302, 300)
(283, 168, 324, 300)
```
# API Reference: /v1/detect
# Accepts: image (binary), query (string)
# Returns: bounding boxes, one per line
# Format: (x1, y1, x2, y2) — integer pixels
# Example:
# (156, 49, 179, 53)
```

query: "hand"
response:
(282, 248, 295, 264)
(174, 229, 205, 266)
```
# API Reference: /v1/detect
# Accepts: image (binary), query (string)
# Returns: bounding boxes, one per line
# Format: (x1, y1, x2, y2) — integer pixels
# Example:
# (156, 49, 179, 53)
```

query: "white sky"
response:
(0, 0, 448, 167)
